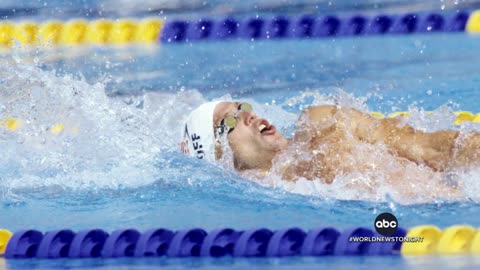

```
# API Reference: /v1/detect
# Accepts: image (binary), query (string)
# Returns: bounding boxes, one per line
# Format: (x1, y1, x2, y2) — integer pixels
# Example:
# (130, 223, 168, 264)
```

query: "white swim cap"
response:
(179, 101, 222, 162)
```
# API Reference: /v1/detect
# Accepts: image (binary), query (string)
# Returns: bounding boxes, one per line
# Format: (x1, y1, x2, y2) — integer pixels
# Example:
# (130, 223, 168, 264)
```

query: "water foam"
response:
(246, 89, 480, 205)
(0, 56, 211, 194)
(1, 57, 479, 205)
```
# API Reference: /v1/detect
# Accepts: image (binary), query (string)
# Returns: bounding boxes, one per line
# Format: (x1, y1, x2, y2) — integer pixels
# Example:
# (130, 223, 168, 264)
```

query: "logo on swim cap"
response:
(180, 101, 222, 162)
(182, 124, 205, 159)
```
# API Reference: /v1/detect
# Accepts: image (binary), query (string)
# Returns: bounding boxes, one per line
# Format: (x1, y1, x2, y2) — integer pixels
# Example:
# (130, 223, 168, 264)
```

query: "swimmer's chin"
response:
(263, 130, 290, 152)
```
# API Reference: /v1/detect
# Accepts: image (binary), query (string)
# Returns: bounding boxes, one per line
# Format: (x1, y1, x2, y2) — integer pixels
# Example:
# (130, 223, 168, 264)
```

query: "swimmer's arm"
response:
(370, 116, 480, 171)
(302, 105, 475, 171)
(344, 109, 462, 171)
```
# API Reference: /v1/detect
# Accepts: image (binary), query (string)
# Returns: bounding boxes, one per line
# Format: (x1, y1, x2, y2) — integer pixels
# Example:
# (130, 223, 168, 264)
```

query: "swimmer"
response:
(180, 101, 480, 200)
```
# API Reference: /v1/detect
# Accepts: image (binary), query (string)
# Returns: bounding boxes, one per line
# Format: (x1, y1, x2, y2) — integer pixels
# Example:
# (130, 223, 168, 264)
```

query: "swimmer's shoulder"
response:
(300, 105, 369, 135)
(301, 105, 370, 123)
(301, 105, 340, 123)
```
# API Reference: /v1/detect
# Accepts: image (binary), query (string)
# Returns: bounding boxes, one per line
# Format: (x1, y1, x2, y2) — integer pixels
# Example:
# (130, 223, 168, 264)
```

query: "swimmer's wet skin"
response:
(181, 102, 480, 187)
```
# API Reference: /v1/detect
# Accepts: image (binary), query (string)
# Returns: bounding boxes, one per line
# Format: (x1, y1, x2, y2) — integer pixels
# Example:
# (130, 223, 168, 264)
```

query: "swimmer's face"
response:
(213, 101, 288, 170)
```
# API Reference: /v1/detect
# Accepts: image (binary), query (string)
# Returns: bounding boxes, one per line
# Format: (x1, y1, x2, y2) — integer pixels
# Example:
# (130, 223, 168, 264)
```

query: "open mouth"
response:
(258, 119, 276, 135)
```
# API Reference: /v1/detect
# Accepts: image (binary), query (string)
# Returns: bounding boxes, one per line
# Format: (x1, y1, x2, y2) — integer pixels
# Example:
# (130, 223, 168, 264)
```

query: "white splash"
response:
(1, 58, 479, 205)
(246, 89, 480, 205)
(0, 56, 209, 192)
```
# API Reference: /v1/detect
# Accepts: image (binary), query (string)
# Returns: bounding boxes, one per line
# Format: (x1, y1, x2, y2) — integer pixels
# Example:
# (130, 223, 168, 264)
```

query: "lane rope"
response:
(0, 225, 479, 258)
(0, 10, 479, 47)
(0, 18, 163, 47)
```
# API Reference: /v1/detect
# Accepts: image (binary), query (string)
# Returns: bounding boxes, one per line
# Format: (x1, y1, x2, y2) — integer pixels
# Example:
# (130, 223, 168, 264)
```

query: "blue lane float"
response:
(232, 228, 273, 257)
(134, 228, 174, 257)
(69, 229, 109, 258)
(102, 229, 140, 258)
(266, 228, 306, 257)
(4, 230, 43, 259)
(300, 227, 340, 256)
(4, 226, 410, 259)
(167, 228, 207, 257)
(36, 229, 75, 259)
(160, 11, 471, 43)
(366, 228, 407, 255)
(334, 227, 374, 255)
(200, 228, 240, 257)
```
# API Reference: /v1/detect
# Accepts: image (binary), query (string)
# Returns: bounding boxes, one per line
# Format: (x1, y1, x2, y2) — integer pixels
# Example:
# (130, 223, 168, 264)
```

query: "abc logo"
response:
(374, 212, 398, 236)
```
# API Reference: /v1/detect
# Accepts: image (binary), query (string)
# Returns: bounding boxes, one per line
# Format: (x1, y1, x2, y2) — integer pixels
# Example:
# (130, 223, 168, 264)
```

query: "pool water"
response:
(1, 4, 480, 270)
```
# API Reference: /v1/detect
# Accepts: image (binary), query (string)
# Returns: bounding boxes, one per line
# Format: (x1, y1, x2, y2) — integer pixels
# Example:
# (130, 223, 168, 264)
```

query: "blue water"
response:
(2, 1, 480, 270)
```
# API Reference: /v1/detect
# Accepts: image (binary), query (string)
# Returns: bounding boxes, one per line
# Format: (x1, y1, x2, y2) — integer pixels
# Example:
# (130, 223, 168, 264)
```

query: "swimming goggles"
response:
(216, 102, 253, 138)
